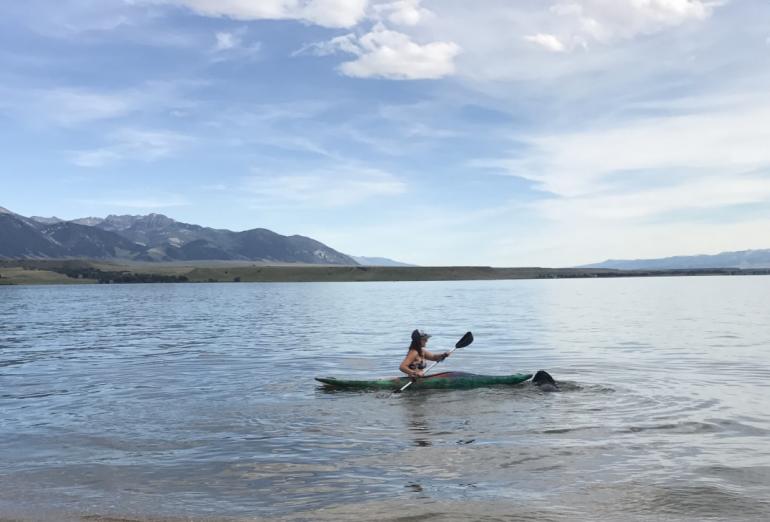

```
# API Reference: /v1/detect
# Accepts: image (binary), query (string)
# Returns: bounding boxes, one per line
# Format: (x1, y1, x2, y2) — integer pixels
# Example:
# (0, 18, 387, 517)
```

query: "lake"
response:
(2, 277, 770, 521)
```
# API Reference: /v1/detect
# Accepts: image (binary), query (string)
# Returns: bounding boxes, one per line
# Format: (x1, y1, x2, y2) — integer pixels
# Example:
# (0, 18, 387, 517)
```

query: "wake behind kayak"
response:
(315, 371, 533, 391)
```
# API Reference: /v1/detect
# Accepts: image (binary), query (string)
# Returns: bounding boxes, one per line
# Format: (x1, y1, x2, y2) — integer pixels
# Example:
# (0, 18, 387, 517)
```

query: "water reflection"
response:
(401, 394, 433, 448)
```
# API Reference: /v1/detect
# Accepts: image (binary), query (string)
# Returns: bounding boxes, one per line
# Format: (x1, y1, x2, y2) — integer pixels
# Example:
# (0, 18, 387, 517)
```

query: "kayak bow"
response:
(315, 371, 533, 391)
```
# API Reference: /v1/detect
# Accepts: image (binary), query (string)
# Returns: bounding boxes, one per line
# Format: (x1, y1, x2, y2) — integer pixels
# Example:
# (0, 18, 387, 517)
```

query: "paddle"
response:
(395, 331, 474, 393)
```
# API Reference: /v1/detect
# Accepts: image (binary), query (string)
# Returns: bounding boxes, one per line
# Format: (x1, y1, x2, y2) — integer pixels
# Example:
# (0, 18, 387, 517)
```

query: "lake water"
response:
(1, 277, 770, 521)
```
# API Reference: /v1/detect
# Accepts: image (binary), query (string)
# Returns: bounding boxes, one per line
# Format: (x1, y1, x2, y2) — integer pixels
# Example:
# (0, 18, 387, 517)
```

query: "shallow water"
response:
(1, 277, 770, 521)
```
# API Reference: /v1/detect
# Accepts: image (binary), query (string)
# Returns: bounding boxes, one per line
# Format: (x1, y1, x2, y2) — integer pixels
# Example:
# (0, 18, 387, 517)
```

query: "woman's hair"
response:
(408, 338, 423, 357)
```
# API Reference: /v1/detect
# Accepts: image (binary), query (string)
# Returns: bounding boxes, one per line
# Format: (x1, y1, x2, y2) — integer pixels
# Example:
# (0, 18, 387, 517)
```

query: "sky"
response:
(2, 0, 770, 267)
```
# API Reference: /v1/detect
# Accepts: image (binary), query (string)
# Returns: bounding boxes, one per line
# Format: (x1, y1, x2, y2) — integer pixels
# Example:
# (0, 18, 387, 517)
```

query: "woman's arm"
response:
(399, 350, 423, 378)
(424, 350, 450, 362)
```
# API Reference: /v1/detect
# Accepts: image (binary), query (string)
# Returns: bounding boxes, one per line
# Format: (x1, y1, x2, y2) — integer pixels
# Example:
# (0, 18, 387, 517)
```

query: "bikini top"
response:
(408, 360, 427, 370)
(407, 350, 427, 370)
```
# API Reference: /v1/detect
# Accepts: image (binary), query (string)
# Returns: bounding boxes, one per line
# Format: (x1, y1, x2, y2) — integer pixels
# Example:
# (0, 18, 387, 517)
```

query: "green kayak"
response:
(315, 371, 533, 390)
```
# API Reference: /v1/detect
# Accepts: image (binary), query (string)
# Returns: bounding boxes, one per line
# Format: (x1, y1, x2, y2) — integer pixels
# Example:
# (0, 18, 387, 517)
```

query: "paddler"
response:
(399, 329, 450, 379)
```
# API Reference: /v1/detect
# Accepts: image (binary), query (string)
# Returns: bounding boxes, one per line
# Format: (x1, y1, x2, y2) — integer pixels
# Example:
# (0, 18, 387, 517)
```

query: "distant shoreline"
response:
(2, 259, 770, 285)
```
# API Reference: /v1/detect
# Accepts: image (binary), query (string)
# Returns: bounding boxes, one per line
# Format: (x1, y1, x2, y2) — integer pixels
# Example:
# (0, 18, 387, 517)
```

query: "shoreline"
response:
(2, 259, 770, 285)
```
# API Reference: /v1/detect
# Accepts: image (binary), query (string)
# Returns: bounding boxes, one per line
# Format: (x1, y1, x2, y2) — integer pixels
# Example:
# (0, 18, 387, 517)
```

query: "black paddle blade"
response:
(455, 331, 473, 349)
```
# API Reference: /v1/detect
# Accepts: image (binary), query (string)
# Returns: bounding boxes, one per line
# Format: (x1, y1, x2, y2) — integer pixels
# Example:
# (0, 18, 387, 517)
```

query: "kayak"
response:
(315, 371, 533, 391)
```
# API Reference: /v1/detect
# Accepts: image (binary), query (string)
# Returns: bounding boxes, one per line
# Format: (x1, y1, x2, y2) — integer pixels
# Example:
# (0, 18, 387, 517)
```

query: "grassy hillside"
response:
(3, 259, 770, 286)
(0, 266, 97, 285)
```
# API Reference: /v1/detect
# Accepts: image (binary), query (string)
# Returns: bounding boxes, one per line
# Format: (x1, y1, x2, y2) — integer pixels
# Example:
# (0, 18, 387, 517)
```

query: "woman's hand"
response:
(439, 352, 450, 361)
(412, 370, 425, 378)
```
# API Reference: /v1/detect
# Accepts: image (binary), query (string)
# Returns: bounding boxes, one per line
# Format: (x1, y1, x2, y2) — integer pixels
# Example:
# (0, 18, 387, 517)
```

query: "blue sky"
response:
(2, 0, 770, 266)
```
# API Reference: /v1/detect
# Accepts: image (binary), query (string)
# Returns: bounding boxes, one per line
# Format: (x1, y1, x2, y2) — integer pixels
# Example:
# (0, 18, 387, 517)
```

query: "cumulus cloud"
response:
(243, 166, 406, 206)
(372, 0, 431, 26)
(524, 33, 567, 52)
(394, 0, 720, 83)
(307, 23, 460, 80)
(537, 0, 714, 49)
(160, 0, 368, 28)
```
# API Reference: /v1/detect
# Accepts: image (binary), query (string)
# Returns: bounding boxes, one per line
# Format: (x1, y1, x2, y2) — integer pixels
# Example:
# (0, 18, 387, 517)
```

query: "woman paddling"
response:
(399, 329, 450, 379)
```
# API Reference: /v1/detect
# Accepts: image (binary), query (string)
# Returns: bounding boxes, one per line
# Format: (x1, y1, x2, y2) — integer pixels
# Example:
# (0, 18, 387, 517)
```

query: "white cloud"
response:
(161, 0, 368, 28)
(243, 166, 406, 206)
(534, 173, 770, 222)
(301, 0, 369, 28)
(473, 91, 770, 240)
(517, 101, 770, 197)
(71, 149, 123, 168)
(310, 23, 460, 79)
(210, 29, 261, 60)
(373, 0, 431, 26)
(7, 0, 135, 36)
(215, 31, 238, 50)
(542, 0, 713, 48)
(37, 88, 134, 126)
(51, 0, 713, 85)
(389, 0, 721, 85)
(524, 33, 567, 52)
(0, 82, 201, 129)
(71, 128, 194, 167)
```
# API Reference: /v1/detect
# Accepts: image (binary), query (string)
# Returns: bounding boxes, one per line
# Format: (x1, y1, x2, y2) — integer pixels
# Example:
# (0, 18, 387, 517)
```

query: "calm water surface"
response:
(1, 277, 770, 521)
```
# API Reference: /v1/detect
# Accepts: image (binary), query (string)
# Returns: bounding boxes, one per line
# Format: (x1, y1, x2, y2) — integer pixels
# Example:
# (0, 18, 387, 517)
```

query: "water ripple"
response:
(1, 278, 770, 520)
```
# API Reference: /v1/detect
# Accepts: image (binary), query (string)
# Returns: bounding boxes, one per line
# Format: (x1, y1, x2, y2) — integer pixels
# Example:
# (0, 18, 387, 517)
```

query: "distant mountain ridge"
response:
(0, 207, 357, 265)
(352, 256, 415, 267)
(582, 249, 770, 270)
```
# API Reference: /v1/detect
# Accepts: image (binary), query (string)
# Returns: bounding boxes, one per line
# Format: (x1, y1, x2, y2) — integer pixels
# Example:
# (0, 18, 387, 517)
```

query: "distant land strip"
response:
(2, 260, 770, 285)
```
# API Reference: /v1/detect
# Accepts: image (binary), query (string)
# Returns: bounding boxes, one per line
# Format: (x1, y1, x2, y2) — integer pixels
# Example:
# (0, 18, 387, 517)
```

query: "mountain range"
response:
(11, 205, 763, 270)
(0, 206, 362, 264)
(581, 250, 770, 270)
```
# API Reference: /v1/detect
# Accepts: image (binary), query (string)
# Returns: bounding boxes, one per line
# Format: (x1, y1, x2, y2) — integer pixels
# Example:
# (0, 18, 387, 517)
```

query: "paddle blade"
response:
(455, 331, 473, 349)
